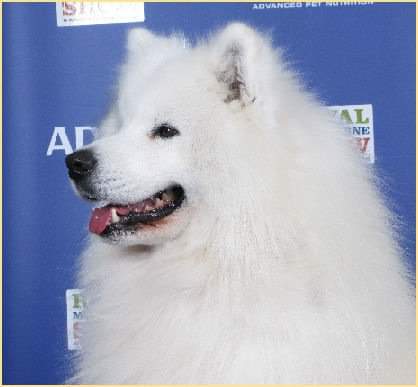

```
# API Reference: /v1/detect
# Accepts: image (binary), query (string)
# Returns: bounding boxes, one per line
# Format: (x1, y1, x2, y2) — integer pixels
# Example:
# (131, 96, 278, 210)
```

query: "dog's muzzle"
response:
(65, 149, 99, 199)
(66, 149, 97, 181)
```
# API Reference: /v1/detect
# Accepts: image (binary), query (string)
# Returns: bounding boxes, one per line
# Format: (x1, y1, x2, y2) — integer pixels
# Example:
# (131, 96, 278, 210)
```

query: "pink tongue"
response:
(89, 200, 152, 235)
(89, 207, 113, 235)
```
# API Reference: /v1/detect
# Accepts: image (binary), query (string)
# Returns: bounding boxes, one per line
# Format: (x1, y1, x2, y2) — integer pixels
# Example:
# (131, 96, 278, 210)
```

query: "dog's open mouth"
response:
(89, 185, 185, 236)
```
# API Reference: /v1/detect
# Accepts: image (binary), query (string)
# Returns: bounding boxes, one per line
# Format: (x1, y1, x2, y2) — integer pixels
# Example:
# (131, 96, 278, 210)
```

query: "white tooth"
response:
(111, 208, 120, 223)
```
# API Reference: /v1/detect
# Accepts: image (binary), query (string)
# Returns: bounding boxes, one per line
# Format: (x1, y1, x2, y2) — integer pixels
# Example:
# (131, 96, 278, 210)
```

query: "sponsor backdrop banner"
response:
(3, 2, 415, 384)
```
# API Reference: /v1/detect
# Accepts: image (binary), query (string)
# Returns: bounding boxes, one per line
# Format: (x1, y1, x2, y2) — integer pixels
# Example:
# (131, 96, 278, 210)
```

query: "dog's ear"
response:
(212, 23, 270, 106)
(121, 28, 186, 92)
(127, 28, 159, 53)
(126, 28, 186, 62)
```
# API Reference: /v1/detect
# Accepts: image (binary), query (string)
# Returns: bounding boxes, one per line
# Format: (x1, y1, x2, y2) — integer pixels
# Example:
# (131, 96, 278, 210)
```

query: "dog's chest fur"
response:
(76, 236, 414, 384)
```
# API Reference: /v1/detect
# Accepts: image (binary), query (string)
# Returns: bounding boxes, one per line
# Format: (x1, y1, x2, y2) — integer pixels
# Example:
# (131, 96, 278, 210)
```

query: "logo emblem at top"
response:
(56, 2, 145, 27)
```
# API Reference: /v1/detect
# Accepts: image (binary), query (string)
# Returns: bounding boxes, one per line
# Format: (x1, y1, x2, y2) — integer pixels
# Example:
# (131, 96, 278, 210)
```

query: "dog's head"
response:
(66, 23, 282, 245)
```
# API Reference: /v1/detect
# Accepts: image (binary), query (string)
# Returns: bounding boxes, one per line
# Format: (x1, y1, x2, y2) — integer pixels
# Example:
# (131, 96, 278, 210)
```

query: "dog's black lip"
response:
(101, 185, 185, 237)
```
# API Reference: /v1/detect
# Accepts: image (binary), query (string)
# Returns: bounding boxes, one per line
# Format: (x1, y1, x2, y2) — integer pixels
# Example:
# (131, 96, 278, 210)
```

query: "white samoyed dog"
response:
(65, 23, 415, 384)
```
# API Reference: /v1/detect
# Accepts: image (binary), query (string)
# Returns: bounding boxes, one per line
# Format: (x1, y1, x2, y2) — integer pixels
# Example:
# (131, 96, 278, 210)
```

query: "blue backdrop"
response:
(3, 2, 415, 384)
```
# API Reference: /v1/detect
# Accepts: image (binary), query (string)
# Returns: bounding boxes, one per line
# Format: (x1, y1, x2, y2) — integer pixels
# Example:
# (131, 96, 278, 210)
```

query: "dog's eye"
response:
(151, 124, 180, 139)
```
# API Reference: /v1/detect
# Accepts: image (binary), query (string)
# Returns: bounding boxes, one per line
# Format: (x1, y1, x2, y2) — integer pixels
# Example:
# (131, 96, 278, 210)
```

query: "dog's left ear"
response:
(212, 23, 270, 106)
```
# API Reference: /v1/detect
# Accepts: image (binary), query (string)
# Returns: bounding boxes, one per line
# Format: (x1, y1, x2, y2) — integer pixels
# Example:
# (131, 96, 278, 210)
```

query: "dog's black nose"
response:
(65, 149, 97, 181)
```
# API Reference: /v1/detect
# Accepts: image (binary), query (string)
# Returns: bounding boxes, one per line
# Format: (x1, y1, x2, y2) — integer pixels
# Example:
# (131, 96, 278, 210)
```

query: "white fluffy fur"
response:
(72, 23, 415, 383)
